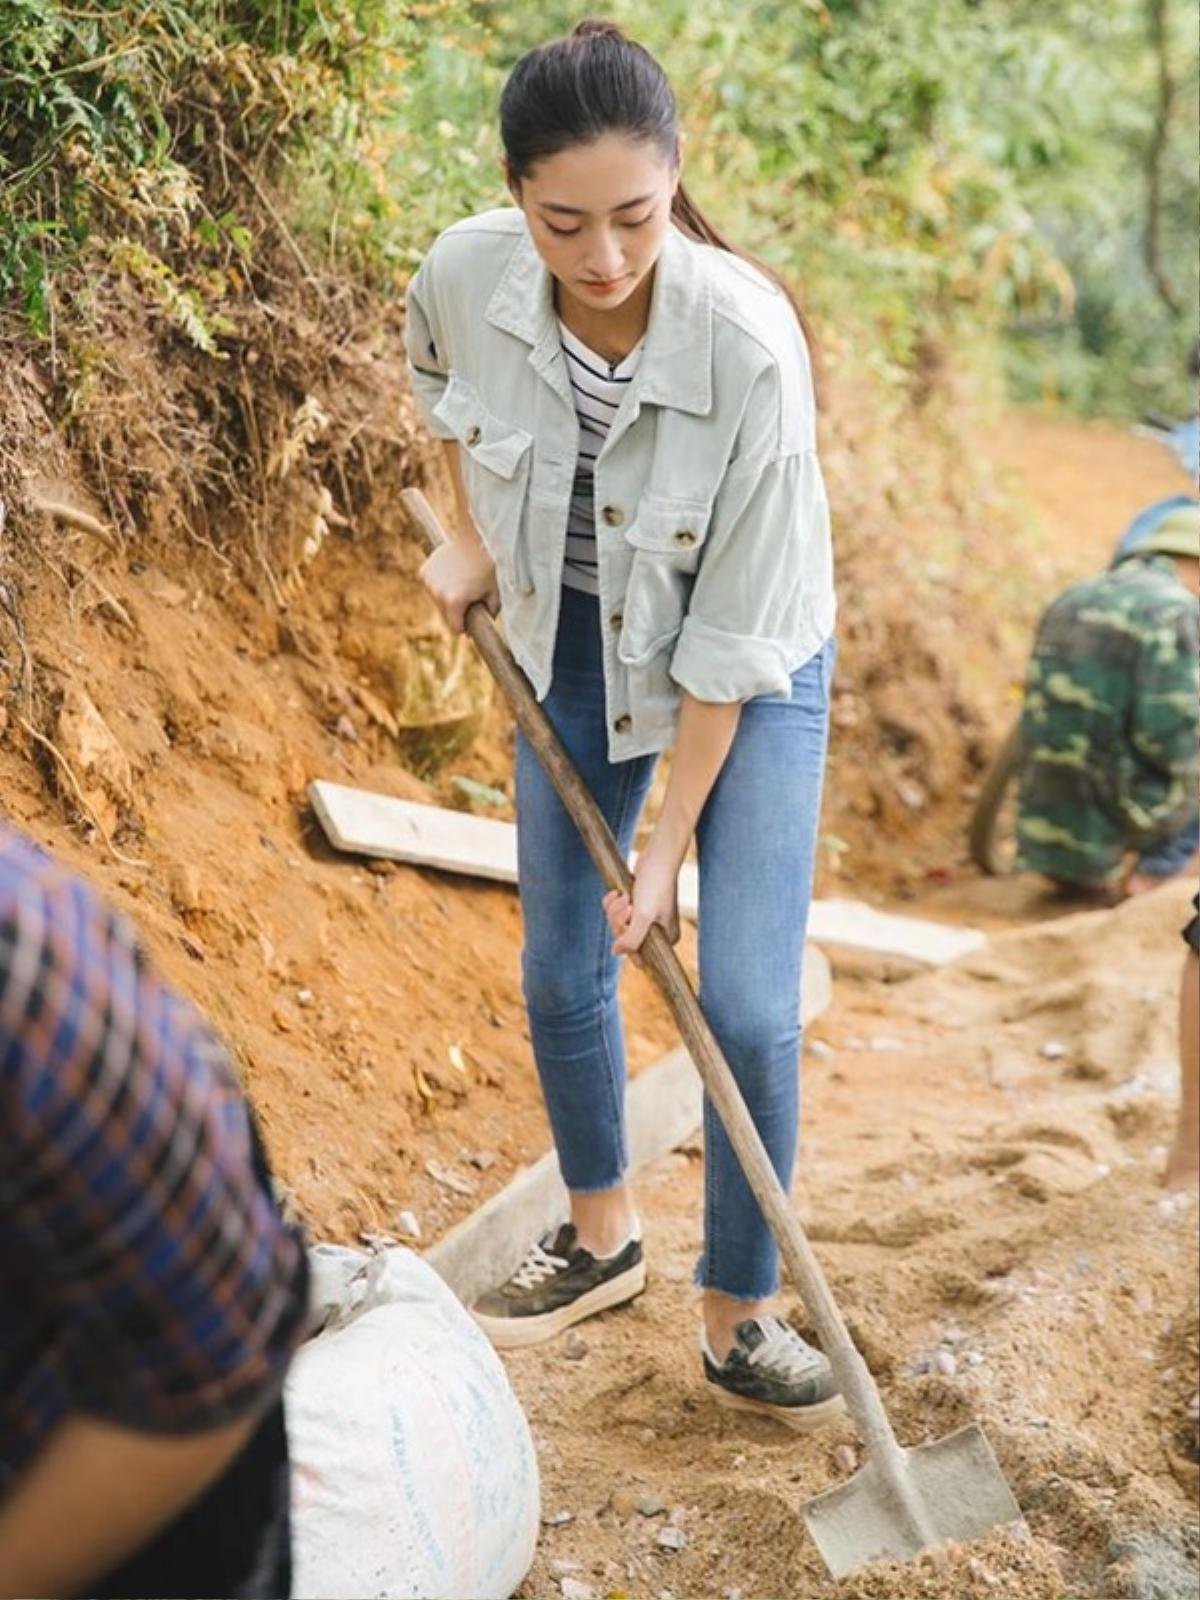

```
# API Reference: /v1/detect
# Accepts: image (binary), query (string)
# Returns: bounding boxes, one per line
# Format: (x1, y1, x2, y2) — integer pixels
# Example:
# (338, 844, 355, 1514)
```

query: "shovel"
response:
(401, 487, 1023, 1578)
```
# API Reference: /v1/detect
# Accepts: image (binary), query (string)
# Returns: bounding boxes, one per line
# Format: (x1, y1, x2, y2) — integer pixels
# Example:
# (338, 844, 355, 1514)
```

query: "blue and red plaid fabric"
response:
(0, 827, 307, 1492)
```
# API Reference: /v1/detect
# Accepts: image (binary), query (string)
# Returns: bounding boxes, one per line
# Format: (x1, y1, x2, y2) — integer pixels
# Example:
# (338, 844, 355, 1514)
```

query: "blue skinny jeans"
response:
(515, 584, 834, 1301)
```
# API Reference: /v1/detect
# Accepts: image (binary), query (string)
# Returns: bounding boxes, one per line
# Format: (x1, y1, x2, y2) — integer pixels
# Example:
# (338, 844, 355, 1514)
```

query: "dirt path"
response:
(990, 411, 1193, 568)
(498, 415, 1199, 1600)
(507, 883, 1199, 1600)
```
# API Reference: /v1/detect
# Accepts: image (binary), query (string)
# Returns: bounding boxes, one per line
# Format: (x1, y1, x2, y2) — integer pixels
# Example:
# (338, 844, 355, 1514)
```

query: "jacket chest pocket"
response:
(433, 373, 534, 593)
(617, 494, 713, 666)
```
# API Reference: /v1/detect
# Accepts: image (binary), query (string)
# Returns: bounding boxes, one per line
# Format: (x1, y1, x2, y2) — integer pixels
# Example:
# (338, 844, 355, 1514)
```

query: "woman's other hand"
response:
(602, 834, 683, 955)
(602, 695, 740, 955)
(420, 538, 499, 633)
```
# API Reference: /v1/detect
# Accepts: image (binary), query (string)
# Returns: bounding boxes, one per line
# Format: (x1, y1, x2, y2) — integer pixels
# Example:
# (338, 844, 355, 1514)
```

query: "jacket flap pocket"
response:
(623, 494, 713, 554)
(433, 373, 533, 479)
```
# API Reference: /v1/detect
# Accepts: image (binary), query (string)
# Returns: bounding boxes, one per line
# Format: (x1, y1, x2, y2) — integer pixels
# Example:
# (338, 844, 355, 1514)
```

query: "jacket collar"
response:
(485, 217, 713, 417)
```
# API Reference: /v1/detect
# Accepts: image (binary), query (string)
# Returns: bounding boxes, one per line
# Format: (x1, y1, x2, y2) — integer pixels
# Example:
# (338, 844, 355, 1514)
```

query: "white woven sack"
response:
(288, 1248, 539, 1598)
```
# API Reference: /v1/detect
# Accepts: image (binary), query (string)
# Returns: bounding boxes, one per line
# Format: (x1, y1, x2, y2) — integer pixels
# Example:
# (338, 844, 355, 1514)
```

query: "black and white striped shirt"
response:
(558, 320, 644, 597)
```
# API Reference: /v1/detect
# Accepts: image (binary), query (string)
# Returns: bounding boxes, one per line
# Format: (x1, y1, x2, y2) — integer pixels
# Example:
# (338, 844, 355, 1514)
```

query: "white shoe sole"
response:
(473, 1259, 646, 1350)
(710, 1384, 847, 1433)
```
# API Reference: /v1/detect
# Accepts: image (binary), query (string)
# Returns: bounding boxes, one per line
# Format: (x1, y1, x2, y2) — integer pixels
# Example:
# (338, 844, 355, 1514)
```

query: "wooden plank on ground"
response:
(311, 780, 518, 883)
(310, 781, 985, 971)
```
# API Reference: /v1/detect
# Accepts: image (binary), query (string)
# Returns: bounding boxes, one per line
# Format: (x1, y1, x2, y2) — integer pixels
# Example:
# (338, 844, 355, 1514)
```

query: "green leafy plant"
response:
(0, 1, 412, 342)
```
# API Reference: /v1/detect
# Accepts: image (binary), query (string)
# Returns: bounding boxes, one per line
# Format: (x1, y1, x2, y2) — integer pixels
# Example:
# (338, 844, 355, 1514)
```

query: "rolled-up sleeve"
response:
(404, 255, 457, 440)
(669, 364, 835, 704)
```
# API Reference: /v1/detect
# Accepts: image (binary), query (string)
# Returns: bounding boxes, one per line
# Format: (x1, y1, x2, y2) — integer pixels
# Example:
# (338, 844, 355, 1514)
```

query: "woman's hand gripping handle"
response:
(416, 442, 499, 633)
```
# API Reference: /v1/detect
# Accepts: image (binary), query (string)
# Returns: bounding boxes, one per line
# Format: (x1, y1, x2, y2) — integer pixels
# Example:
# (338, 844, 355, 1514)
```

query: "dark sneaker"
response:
(472, 1223, 645, 1350)
(703, 1316, 845, 1432)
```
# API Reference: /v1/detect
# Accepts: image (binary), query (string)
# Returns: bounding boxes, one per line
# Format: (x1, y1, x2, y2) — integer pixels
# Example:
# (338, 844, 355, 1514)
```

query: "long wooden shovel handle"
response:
(402, 487, 903, 1462)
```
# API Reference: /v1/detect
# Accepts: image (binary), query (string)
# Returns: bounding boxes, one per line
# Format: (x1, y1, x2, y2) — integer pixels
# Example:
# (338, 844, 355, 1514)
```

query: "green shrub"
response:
(0, 1, 413, 332)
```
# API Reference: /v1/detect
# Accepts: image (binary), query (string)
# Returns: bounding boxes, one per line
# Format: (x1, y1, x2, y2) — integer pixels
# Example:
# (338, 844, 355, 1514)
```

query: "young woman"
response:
(409, 21, 840, 1430)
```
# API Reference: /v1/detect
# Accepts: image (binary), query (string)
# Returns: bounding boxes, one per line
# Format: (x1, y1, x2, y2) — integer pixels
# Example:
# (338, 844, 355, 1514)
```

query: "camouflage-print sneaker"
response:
(703, 1316, 845, 1432)
(472, 1223, 645, 1350)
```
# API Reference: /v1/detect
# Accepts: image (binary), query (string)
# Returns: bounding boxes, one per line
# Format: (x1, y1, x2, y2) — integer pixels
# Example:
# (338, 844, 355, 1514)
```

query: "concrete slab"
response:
(425, 1048, 699, 1306)
(676, 871, 984, 970)
(310, 782, 985, 972)
(424, 1144, 565, 1309)
(424, 940, 831, 1306)
(803, 944, 834, 1024)
(805, 898, 987, 973)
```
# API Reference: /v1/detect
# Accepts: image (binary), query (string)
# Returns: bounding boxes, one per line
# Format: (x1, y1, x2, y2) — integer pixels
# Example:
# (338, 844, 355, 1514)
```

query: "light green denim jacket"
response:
(405, 208, 835, 760)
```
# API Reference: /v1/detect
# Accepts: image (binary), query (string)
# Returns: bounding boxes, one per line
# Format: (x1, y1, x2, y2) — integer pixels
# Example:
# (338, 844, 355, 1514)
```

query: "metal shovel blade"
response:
(803, 1423, 1024, 1580)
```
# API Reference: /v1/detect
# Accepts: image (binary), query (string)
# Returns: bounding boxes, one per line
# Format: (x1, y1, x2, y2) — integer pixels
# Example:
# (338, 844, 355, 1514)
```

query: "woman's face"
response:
(509, 132, 679, 314)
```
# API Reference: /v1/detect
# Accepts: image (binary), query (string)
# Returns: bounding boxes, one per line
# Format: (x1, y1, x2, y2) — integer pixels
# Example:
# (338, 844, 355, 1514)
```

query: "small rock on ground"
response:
(609, 1487, 640, 1519)
(394, 1210, 421, 1241)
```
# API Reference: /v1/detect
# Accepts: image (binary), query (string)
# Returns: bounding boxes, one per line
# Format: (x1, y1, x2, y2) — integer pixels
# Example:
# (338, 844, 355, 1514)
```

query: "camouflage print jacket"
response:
(1016, 554, 1200, 884)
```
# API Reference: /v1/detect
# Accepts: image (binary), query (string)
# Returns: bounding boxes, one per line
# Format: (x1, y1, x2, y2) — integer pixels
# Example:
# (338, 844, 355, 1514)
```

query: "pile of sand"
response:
(508, 881, 1199, 1600)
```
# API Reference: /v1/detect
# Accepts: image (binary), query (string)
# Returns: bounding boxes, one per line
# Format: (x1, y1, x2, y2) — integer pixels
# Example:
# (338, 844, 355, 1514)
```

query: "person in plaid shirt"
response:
(0, 826, 308, 1598)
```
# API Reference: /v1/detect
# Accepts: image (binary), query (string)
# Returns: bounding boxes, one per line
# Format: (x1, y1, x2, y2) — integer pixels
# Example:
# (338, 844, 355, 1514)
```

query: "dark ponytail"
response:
(500, 20, 817, 364)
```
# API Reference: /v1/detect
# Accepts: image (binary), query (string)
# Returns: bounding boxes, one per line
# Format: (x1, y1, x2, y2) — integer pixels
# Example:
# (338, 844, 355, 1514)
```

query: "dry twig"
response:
(30, 494, 119, 549)
(16, 715, 148, 871)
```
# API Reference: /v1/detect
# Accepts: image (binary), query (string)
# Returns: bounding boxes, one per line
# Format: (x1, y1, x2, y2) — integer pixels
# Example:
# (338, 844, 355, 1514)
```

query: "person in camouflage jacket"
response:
(1016, 505, 1200, 892)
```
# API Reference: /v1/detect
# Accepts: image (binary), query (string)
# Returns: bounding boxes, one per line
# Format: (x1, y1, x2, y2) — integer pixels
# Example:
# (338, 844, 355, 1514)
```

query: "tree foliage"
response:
(1, 0, 1195, 415)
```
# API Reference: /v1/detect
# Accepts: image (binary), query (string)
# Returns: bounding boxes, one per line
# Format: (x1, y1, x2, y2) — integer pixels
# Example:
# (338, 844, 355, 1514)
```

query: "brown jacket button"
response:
(674, 528, 697, 547)
(609, 611, 624, 630)
(465, 424, 482, 446)
(613, 714, 632, 734)
(601, 505, 624, 527)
